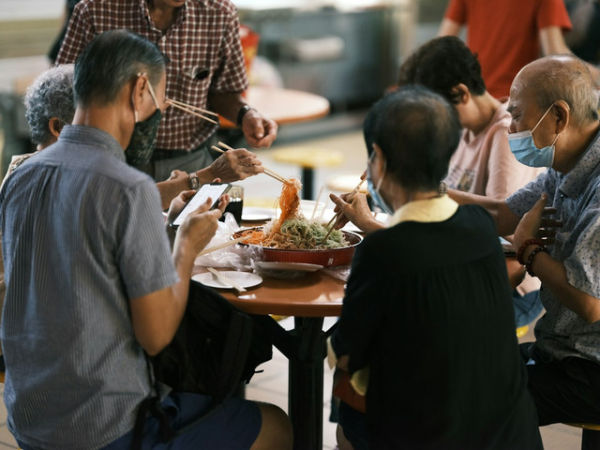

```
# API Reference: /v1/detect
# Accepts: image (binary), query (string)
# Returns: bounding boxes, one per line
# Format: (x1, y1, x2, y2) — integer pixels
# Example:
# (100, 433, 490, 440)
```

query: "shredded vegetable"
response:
(240, 178, 349, 250)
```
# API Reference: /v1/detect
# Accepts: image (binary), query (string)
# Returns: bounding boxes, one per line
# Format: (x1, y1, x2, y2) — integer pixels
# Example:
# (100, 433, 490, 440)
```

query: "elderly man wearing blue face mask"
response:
(449, 54, 600, 446)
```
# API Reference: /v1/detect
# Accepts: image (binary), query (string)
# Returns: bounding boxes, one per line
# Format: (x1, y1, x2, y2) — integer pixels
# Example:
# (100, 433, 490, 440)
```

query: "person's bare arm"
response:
(448, 188, 520, 235)
(129, 196, 228, 355)
(195, 148, 264, 185)
(515, 194, 600, 323)
(529, 252, 600, 323)
(156, 170, 190, 210)
(539, 26, 572, 54)
(438, 18, 462, 37)
(539, 26, 600, 84)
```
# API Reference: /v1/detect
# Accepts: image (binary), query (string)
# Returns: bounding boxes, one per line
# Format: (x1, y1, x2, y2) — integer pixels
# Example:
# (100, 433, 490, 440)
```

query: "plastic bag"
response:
(194, 213, 262, 270)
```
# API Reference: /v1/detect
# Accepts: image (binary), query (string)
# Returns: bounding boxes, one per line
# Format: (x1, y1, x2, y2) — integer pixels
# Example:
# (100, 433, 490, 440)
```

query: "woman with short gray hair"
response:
(24, 64, 75, 150)
(2, 65, 75, 185)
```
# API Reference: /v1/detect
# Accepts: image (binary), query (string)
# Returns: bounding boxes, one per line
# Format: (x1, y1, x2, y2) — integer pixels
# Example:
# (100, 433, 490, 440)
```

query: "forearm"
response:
(207, 91, 246, 123)
(527, 251, 600, 323)
(448, 188, 519, 235)
(539, 27, 600, 86)
(359, 219, 386, 234)
(438, 18, 462, 37)
(170, 237, 196, 308)
(157, 178, 189, 210)
(154, 237, 197, 349)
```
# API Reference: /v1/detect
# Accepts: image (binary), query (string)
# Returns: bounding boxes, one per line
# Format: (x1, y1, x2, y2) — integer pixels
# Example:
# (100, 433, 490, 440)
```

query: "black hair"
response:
(364, 85, 462, 191)
(397, 36, 486, 104)
(74, 30, 167, 107)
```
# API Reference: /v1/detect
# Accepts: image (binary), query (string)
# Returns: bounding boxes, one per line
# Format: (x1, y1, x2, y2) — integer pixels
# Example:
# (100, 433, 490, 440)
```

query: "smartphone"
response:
(499, 236, 516, 256)
(172, 183, 231, 227)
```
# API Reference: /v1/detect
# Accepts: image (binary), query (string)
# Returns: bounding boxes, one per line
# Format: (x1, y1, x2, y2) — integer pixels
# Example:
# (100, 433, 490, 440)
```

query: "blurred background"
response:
(0, 0, 452, 177)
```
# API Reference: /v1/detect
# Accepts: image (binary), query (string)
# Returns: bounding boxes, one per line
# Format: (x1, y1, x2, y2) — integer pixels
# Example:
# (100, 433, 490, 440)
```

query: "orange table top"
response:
(220, 85, 330, 128)
(194, 255, 523, 318)
(194, 267, 345, 317)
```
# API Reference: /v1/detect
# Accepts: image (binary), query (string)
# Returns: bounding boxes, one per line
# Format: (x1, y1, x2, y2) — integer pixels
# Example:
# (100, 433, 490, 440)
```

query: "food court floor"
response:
(0, 126, 584, 449)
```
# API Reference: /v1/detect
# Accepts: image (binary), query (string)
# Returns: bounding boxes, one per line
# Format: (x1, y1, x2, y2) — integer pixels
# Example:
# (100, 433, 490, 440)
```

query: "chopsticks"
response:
(321, 178, 366, 243)
(166, 98, 219, 125)
(196, 236, 246, 257)
(207, 267, 246, 294)
(211, 141, 289, 184)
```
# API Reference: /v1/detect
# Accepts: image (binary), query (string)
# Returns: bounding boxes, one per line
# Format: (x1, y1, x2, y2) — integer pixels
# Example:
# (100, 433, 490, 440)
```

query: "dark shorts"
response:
(103, 392, 261, 450)
(521, 342, 600, 426)
(338, 401, 369, 450)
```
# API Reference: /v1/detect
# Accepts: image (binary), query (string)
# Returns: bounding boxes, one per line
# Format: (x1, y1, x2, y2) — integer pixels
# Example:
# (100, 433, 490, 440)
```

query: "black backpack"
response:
(151, 281, 273, 401)
(132, 281, 274, 448)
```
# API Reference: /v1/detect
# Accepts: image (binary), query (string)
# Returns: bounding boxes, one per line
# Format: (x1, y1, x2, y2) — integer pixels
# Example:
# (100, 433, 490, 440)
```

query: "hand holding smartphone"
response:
(172, 183, 231, 227)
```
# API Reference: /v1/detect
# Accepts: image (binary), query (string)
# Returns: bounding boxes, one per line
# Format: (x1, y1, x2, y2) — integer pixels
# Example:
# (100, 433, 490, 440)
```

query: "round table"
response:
(195, 252, 522, 450)
(196, 267, 343, 450)
(220, 85, 330, 128)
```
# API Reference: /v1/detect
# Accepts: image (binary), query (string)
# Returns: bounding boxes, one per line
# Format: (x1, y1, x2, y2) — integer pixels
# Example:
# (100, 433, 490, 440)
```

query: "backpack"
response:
(152, 281, 273, 402)
(131, 281, 274, 449)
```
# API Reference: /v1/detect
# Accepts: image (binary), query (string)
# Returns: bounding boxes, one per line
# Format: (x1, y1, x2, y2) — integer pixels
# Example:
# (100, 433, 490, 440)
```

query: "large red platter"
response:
(233, 227, 362, 267)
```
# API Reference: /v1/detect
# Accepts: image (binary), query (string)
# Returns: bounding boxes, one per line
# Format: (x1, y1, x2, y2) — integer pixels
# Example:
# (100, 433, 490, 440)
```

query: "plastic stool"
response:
(326, 174, 368, 194)
(272, 147, 343, 199)
(516, 325, 529, 338)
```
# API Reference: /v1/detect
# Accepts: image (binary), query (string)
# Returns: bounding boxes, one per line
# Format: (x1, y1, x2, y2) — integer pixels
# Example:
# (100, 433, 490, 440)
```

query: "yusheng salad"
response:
(241, 179, 349, 250)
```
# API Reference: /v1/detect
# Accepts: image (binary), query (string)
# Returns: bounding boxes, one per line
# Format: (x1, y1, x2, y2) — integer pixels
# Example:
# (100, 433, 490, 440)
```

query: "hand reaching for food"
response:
(329, 192, 384, 234)
(207, 148, 264, 183)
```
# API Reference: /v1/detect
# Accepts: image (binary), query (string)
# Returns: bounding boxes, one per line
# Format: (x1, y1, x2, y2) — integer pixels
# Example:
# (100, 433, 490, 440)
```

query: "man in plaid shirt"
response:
(57, 0, 277, 185)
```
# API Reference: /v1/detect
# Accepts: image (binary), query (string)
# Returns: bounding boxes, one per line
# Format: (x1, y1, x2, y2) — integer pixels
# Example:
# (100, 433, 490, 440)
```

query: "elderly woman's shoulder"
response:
(4, 152, 37, 178)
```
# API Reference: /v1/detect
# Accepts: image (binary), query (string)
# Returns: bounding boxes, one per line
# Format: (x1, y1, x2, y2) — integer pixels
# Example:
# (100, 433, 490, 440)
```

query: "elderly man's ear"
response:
(550, 100, 570, 134)
(48, 117, 64, 139)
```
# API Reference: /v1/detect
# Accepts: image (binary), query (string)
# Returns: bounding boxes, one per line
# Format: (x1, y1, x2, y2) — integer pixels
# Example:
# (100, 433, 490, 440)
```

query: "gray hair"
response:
(24, 65, 75, 146)
(532, 57, 599, 126)
(74, 30, 166, 107)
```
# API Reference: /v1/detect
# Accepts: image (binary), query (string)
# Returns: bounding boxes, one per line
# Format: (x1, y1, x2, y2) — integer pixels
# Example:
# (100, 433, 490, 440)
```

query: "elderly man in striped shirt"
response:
(0, 30, 291, 450)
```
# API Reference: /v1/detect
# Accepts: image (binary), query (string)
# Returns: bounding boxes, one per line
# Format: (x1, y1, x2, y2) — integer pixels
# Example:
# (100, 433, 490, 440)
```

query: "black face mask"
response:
(125, 108, 162, 168)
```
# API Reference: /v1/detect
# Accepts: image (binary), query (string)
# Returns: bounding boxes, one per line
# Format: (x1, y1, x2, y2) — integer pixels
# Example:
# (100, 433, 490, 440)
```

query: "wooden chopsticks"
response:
(211, 141, 289, 184)
(321, 178, 366, 242)
(196, 236, 246, 257)
(166, 98, 219, 125)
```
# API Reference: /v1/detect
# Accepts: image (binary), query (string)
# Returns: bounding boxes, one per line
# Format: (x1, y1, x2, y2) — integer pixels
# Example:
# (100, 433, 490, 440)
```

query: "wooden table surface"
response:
(220, 85, 330, 128)
(197, 254, 524, 318)
(196, 268, 345, 317)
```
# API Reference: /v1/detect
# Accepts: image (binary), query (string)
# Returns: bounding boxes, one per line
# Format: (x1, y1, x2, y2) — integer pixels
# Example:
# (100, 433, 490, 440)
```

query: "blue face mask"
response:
(508, 104, 560, 168)
(367, 151, 394, 215)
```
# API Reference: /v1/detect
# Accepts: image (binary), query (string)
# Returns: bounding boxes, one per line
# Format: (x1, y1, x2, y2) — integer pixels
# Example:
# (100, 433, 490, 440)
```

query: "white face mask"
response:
(508, 104, 559, 168)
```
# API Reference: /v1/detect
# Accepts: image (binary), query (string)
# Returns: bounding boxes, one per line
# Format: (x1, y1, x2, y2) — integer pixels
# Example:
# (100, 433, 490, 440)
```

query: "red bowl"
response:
(233, 227, 362, 267)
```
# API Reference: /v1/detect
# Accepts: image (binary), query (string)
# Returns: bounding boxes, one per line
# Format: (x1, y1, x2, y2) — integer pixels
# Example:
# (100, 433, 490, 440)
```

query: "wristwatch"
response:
(188, 172, 200, 190)
(236, 104, 253, 126)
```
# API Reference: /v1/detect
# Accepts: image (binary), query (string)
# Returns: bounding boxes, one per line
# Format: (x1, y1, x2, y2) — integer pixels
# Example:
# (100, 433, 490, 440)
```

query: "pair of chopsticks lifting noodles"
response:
(210, 141, 290, 184)
(321, 178, 366, 243)
(166, 98, 219, 125)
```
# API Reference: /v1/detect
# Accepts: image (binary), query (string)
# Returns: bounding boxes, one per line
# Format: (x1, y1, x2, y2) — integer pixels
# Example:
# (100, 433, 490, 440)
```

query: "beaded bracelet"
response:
(525, 246, 549, 277)
(516, 238, 544, 265)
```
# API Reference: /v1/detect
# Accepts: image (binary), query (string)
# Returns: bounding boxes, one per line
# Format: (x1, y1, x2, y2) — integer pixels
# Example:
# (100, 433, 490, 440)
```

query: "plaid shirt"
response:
(57, 0, 248, 151)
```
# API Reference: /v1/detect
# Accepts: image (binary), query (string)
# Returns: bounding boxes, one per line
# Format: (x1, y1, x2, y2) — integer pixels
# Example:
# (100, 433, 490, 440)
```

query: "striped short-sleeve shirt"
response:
(0, 125, 178, 449)
(56, 0, 248, 152)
